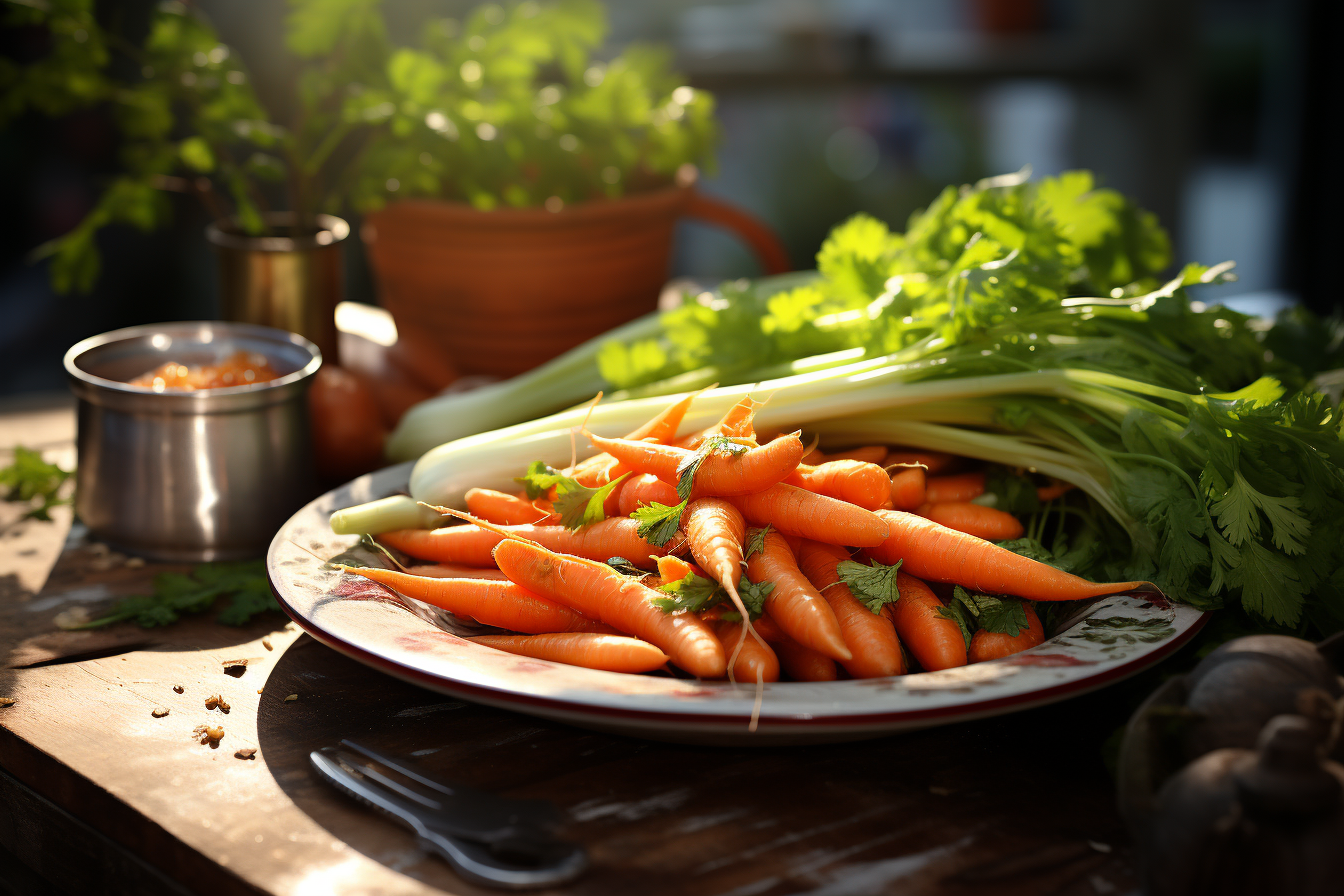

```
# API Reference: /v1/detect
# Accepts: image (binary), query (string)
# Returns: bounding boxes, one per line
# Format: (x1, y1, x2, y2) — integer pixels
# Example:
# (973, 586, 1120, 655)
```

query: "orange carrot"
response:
(684, 498, 747, 606)
(871, 510, 1150, 600)
(465, 488, 560, 526)
(744, 529, 851, 662)
(883, 572, 967, 671)
(674, 396, 763, 449)
(468, 632, 669, 673)
(339, 566, 611, 634)
(969, 605, 1045, 663)
(618, 474, 681, 516)
(405, 563, 508, 580)
(625, 389, 706, 444)
(586, 431, 804, 497)
(885, 449, 956, 475)
(795, 540, 904, 678)
(654, 554, 703, 583)
(918, 502, 1025, 541)
(728, 483, 889, 547)
(924, 471, 986, 503)
(492, 538, 725, 678)
(802, 445, 888, 465)
(752, 614, 837, 681)
(713, 620, 780, 683)
(379, 518, 673, 569)
(786, 460, 893, 510)
(1036, 480, 1076, 502)
(889, 466, 927, 511)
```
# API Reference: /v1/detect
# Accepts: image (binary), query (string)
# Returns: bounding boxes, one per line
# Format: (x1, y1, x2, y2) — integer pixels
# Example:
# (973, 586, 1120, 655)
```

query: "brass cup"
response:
(207, 213, 349, 364)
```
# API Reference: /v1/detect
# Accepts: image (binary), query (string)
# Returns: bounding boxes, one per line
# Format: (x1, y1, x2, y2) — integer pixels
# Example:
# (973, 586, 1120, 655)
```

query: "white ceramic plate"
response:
(267, 462, 1208, 745)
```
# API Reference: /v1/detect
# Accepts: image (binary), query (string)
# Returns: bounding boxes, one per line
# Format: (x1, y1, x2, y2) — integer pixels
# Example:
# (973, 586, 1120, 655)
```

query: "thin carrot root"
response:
(917, 502, 1025, 541)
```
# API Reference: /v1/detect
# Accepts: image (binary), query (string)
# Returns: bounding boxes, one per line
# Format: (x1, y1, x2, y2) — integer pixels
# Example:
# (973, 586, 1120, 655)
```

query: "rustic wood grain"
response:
(0, 399, 1144, 895)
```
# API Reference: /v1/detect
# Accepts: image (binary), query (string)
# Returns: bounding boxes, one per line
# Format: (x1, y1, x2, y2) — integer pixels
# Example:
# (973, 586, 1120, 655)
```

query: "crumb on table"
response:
(204, 695, 231, 713)
(151, 706, 169, 718)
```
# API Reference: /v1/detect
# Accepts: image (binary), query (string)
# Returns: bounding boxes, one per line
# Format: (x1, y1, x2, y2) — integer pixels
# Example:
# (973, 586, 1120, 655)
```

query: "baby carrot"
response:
(493, 538, 726, 679)
(889, 466, 927, 511)
(713, 620, 780, 683)
(465, 488, 560, 526)
(405, 563, 508, 580)
(918, 502, 1025, 541)
(617, 474, 681, 516)
(684, 498, 747, 609)
(729, 483, 889, 547)
(871, 510, 1150, 601)
(379, 517, 673, 568)
(674, 396, 763, 449)
(924, 472, 986, 504)
(625, 390, 705, 444)
(885, 449, 955, 475)
(752, 614, 837, 681)
(1036, 480, 1076, 502)
(468, 632, 670, 673)
(339, 566, 611, 634)
(744, 529, 851, 662)
(795, 540, 904, 678)
(786, 460, 893, 510)
(586, 431, 804, 497)
(802, 445, 888, 465)
(969, 605, 1045, 663)
(882, 573, 966, 671)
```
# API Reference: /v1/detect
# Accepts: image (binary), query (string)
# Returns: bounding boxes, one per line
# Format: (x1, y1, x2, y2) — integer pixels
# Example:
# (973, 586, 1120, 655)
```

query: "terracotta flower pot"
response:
(361, 178, 790, 379)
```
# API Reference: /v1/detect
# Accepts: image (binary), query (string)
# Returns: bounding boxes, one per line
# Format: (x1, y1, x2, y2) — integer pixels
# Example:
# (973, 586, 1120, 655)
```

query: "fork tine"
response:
(341, 739, 463, 798)
(331, 748, 448, 813)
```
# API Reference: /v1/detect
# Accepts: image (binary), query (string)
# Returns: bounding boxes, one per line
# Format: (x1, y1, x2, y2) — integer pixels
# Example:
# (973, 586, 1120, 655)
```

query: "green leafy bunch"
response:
(327, 0, 717, 211)
(4, 0, 717, 291)
(596, 169, 1283, 396)
(3, 0, 279, 293)
(0, 446, 72, 521)
(67, 560, 280, 629)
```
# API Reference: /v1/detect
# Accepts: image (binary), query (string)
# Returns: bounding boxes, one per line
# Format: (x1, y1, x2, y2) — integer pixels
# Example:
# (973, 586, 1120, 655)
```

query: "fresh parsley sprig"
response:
(1, 447, 72, 522)
(937, 586, 1032, 649)
(62, 561, 279, 629)
(675, 436, 750, 500)
(743, 525, 772, 559)
(515, 460, 630, 530)
(631, 501, 685, 547)
(652, 570, 772, 620)
(836, 558, 903, 614)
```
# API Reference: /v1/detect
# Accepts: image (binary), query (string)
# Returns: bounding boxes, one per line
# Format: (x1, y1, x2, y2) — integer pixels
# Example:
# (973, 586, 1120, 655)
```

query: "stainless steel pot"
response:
(64, 322, 322, 561)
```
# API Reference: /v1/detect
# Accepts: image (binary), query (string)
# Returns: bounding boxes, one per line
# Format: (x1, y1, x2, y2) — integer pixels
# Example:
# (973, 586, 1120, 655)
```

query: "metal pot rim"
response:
(206, 212, 350, 253)
(64, 321, 322, 413)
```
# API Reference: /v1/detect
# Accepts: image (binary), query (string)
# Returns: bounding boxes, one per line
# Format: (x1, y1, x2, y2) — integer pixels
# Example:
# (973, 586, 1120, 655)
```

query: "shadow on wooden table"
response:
(257, 635, 1141, 896)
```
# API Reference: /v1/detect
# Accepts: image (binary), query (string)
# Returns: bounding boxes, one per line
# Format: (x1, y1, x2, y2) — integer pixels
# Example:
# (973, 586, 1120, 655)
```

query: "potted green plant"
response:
(4, 0, 788, 377)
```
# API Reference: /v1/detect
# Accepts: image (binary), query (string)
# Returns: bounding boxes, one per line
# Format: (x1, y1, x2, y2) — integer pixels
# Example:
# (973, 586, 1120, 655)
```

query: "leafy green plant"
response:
(0, 446, 72, 521)
(59, 560, 280, 629)
(1, 0, 716, 292)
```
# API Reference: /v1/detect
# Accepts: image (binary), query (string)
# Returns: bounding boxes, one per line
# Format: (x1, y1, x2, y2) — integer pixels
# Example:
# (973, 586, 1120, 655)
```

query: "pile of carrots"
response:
(339, 392, 1150, 683)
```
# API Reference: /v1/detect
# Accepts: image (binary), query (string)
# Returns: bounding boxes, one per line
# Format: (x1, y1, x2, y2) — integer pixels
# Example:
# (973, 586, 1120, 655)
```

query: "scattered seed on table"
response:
(205, 695, 231, 713)
(0, 697, 15, 707)
(222, 659, 248, 677)
(262, 636, 273, 651)
(151, 706, 170, 718)
(193, 724, 224, 745)
(173, 684, 184, 694)
(235, 748, 256, 760)
(284, 694, 297, 703)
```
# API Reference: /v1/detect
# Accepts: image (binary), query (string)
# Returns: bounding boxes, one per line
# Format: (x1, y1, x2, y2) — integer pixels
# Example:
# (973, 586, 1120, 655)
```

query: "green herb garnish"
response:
(65, 561, 279, 629)
(515, 460, 629, 530)
(631, 500, 686, 547)
(675, 436, 749, 500)
(1, 447, 72, 522)
(837, 558, 903, 614)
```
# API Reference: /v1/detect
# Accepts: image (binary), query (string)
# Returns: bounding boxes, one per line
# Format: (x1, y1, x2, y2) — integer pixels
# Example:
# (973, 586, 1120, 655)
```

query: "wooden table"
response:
(0, 395, 1153, 896)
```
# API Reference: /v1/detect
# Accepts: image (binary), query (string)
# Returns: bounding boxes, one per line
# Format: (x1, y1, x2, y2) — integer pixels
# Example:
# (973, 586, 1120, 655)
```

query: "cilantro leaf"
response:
(950, 586, 1030, 637)
(737, 577, 774, 619)
(837, 558, 902, 614)
(743, 525, 772, 559)
(652, 570, 726, 614)
(1, 446, 72, 521)
(552, 472, 630, 530)
(676, 436, 749, 500)
(73, 561, 278, 629)
(606, 557, 647, 578)
(631, 500, 686, 547)
(514, 460, 569, 500)
(937, 602, 974, 651)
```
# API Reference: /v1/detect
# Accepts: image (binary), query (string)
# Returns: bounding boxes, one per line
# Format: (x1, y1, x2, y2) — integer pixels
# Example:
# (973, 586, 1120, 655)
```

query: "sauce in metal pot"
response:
(129, 351, 283, 391)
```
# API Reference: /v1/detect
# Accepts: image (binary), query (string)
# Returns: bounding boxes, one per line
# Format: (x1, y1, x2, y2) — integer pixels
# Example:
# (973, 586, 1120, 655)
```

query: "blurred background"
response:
(1, 0, 1338, 396)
